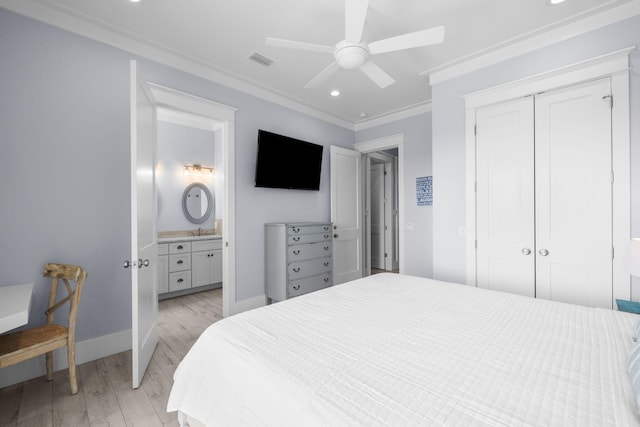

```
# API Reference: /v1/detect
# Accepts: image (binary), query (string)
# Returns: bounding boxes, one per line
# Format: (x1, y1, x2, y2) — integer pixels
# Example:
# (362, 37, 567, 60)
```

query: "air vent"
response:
(249, 52, 275, 67)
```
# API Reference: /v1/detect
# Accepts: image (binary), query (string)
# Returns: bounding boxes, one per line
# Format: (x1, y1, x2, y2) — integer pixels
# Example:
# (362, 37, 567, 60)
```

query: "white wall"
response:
(431, 16, 640, 290)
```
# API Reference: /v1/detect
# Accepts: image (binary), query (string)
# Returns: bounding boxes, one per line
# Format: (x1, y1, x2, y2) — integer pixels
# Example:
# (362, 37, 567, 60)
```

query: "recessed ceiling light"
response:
(130, 0, 141, 3)
(330, 90, 341, 97)
(360, 112, 368, 118)
(547, 0, 566, 5)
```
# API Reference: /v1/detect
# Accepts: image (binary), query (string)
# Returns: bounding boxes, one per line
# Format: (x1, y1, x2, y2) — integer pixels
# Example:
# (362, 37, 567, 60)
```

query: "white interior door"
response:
(534, 78, 613, 308)
(476, 97, 535, 297)
(370, 163, 385, 269)
(130, 60, 158, 388)
(330, 146, 363, 284)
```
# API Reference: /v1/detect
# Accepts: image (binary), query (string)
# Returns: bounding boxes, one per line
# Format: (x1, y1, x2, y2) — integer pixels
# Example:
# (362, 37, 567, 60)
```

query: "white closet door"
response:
(535, 78, 612, 308)
(476, 97, 535, 297)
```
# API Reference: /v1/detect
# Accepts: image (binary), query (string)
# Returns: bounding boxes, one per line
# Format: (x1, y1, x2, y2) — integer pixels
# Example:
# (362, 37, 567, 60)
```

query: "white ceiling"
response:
(2, 0, 638, 128)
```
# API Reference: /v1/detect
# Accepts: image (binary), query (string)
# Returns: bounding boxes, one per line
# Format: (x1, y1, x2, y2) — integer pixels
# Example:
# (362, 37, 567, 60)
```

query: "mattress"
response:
(167, 273, 640, 426)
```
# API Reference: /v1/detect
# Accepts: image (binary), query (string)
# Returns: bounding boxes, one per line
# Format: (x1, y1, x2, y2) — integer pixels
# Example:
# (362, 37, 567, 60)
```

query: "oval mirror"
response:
(182, 182, 213, 224)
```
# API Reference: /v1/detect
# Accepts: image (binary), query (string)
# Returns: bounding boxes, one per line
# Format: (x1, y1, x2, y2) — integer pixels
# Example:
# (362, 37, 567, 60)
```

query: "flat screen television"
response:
(255, 130, 323, 191)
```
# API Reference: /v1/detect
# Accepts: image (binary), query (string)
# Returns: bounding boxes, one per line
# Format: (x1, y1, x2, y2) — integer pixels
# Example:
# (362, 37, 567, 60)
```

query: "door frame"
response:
(463, 47, 632, 303)
(146, 83, 238, 317)
(354, 134, 405, 274)
(366, 152, 397, 272)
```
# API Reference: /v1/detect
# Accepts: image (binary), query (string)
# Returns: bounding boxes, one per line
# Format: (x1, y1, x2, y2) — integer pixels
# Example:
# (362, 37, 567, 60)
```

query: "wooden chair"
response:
(0, 263, 88, 394)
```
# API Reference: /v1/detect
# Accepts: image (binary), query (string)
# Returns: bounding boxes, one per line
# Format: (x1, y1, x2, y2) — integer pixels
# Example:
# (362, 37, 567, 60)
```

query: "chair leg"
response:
(45, 351, 53, 381)
(67, 344, 78, 394)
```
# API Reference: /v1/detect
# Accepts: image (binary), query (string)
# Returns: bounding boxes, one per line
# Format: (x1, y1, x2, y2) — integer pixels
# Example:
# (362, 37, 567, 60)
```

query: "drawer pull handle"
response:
(177, 260, 183, 264)
(292, 227, 300, 233)
(293, 267, 301, 273)
(324, 234, 330, 239)
(324, 262, 329, 267)
(324, 277, 329, 283)
(177, 278, 184, 283)
(293, 250, 300, 255)
(323, 246, 329, 251)
(323, 226, 329, 231)
(177, 245, 183, 249)
(293, 285, 300, 290)
(293, 237, 301, 242)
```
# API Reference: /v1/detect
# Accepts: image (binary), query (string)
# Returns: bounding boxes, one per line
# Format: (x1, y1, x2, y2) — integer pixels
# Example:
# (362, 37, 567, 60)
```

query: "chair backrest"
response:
(42, 263, 88, 332)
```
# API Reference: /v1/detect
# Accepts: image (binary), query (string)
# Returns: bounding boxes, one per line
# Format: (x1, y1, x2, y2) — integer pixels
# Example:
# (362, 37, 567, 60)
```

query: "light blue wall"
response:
(356, 113, 433, 278)
(431, 16, 640, 287)
(0, 9, 354, 342)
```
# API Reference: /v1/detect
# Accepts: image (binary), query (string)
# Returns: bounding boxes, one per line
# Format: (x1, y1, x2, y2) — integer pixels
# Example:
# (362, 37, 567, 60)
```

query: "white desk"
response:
(0, 283, 34, 334)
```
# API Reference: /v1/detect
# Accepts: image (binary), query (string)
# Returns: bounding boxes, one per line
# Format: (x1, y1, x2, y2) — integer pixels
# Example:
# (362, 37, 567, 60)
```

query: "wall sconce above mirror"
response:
(183, 163, 214, 177)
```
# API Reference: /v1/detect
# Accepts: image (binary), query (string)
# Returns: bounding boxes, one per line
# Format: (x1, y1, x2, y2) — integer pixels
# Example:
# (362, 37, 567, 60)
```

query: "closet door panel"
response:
(534, 78, 612, 308)
(476, 98, 535, 297)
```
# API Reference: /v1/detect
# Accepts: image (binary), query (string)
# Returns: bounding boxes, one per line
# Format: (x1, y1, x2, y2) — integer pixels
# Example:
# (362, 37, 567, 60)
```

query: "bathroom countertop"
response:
(158, 235, 222, 243)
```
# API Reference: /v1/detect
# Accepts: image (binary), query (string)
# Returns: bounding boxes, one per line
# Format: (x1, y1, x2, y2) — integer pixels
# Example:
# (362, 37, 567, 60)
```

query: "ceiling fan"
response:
(265, 0, 444, 89)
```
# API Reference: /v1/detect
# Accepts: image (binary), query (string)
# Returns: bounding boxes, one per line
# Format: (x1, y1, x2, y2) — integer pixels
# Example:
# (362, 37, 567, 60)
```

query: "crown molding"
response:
(424, 0, 640, 85)
(354, 101, 432, 132)
(0, 0, 356, 130)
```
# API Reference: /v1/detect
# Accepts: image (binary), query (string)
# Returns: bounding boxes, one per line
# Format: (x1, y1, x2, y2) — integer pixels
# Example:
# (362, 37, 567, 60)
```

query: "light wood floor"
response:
(0, 288, 222, 427)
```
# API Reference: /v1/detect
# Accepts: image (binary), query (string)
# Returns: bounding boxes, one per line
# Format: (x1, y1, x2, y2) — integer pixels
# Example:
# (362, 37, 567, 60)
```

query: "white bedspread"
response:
(167, 273, 640, 426)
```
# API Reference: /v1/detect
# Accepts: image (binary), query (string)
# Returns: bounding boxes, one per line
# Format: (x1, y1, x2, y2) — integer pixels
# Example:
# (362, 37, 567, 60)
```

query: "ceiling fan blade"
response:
(266, 37, 334, 54)
(359, 61, 395, 88)
(304, 61, 341, 89)
(369, 25, 445, 54)
(345, 0, 369, 43)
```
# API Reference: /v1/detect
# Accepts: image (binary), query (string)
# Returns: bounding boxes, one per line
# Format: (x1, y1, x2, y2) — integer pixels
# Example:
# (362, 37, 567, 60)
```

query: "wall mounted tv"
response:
(254, 129, 324, 191)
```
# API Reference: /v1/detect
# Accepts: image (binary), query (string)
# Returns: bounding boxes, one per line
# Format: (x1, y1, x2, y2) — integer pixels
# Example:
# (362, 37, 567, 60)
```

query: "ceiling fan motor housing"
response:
(334, 41, 369, 69)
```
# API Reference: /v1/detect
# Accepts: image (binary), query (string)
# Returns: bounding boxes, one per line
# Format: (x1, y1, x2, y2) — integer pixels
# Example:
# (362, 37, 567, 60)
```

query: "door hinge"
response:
(475, 240, 477, 249)
(384, 253, 388, 258)
(474, 124, 478, 135)
(611, 170, 615, 184)
(603, 95, 613, 109)
(474, 182, 477, 192)
(612, 247, 615, 260)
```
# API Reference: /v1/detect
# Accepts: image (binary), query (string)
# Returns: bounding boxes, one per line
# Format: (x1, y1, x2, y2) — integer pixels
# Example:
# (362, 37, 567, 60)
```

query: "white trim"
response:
(0, 329, 131, 389)
(354, 134, 406, 273)
(463, 47, 634, 108)
(0, 0, 354, 130)
(426, 0, 640, 85)
(147, 83, 238, 318)
(464, 49, 632, 304)
(354, 102, 432, 131)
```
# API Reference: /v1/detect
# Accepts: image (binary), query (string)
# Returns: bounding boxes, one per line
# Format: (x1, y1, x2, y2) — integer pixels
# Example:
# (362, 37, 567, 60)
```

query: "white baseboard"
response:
(0, 328, 131, 389)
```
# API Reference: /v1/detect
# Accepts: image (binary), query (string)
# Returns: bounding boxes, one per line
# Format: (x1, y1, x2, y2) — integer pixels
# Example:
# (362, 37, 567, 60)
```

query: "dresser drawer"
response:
(288, 224, 332, 236)
(288, 257, 331, 279)
(169, 242, 192, 254)
(288, 242, 332, 262)
(288, 232, 332, 245)
(288, 273, 331, 298)
(169, 271, 191, 292)
(169, 254, 191, 272)
(192, 239, 223, 252)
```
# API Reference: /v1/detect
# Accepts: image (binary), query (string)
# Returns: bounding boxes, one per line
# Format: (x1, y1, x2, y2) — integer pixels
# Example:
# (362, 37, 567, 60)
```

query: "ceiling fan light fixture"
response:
(335, 44, 368, 69)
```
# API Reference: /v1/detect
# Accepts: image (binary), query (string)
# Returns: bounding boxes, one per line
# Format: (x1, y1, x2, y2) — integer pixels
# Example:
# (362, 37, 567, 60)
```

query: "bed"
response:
(167, 273, 640, 426)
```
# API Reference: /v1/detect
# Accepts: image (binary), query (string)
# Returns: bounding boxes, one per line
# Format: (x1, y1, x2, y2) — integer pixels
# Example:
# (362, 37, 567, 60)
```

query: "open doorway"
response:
(354, 133, 404, 277)
(365, 150, 399, 275)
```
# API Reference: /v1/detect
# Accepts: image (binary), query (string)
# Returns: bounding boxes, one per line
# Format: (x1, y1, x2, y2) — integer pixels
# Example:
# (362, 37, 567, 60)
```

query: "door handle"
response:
(521, 248, 531, 255)
(539, 249, 549, 256)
